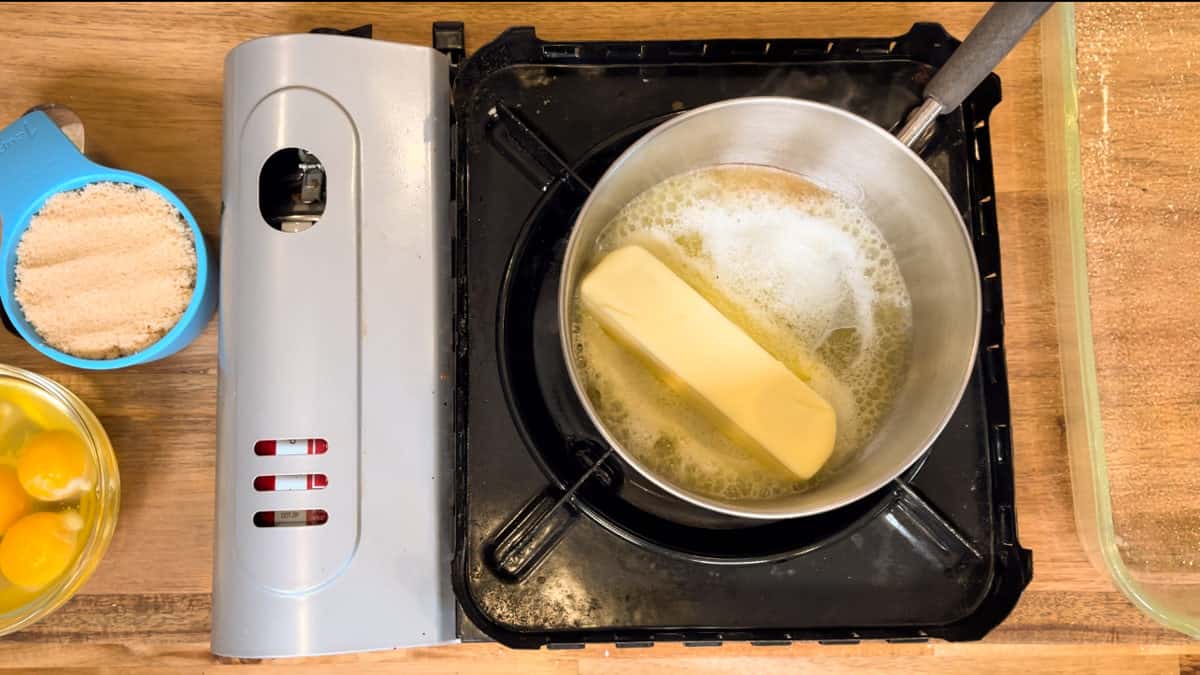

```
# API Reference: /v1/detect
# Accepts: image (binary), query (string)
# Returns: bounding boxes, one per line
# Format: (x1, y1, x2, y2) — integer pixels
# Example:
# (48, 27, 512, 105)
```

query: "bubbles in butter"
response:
(571, 164, 913, 502)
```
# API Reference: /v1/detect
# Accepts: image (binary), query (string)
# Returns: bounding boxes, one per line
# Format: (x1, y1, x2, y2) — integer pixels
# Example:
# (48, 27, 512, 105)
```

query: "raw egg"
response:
(0, 511, 83, 590)
(0, 467, 30, 536)
(17, 430, 93, 502)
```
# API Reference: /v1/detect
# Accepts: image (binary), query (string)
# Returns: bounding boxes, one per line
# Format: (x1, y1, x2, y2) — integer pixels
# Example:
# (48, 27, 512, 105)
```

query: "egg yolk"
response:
(17, 430, 93, 502)
(0, 511, 83, 590)
(0, 467, 30, 536)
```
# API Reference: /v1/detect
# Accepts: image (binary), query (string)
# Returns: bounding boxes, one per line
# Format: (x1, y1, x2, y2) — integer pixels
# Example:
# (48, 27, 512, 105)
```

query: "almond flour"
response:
(13, 182, 197, 360)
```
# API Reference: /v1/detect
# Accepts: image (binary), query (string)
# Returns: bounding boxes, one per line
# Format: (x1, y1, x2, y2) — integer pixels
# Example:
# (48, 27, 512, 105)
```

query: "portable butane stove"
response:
(214, 22, 1030, 658)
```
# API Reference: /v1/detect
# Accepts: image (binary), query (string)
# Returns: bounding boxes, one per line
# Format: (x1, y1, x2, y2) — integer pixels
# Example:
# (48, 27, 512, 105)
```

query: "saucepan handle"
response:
(896, 1, 1053, 147)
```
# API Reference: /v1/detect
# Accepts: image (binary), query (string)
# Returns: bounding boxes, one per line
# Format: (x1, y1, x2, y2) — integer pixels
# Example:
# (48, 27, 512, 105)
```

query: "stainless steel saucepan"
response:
(558, 2, 1052, 519)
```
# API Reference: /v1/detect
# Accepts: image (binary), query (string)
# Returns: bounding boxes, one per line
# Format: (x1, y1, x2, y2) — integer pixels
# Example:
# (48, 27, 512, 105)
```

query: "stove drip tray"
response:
(447, 23, 1030, 648)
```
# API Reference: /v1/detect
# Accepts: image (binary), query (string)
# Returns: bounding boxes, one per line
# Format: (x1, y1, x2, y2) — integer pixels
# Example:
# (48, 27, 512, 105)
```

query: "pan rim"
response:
(557, 95, 982, 520)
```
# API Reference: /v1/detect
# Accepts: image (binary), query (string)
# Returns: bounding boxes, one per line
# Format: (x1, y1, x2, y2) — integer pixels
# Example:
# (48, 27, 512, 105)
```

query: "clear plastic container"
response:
(1047, 3, 1200, 638)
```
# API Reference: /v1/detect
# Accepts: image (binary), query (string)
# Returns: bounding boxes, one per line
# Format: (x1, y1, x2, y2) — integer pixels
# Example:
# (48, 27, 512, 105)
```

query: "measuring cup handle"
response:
(0, 111, 96, 237)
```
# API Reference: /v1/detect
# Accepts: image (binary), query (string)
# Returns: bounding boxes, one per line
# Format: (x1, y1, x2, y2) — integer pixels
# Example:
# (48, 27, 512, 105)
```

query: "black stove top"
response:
(443, 22, 1030, 648)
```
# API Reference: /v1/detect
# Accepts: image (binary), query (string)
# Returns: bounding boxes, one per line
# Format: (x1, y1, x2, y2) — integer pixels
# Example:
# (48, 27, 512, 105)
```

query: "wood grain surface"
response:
(0, 2, 1194, 673)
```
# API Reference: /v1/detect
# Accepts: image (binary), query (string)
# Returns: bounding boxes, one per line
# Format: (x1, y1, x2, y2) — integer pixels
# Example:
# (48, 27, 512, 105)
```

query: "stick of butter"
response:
(580, 245, 836, 481)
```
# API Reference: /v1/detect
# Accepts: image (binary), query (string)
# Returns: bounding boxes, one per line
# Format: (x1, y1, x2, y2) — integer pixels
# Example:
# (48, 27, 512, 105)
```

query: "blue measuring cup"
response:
(0, 110, 216, 369)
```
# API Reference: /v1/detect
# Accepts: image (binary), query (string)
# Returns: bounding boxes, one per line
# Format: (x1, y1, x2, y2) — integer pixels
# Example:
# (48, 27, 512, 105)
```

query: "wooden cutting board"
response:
(0, 2, 1194, 672)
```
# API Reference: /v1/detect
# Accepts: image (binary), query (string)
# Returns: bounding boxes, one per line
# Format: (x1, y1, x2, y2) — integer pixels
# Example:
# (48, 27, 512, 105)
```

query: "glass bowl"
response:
(0, 364, 119, 635)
